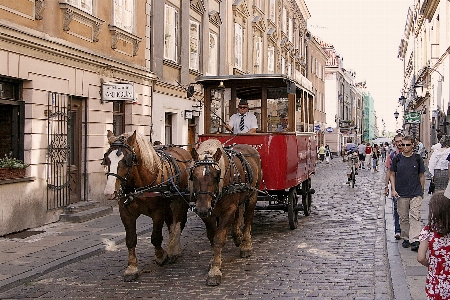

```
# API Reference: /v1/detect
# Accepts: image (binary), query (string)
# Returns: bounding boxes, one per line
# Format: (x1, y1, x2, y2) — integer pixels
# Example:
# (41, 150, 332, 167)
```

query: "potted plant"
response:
(0, 153, 29, 180)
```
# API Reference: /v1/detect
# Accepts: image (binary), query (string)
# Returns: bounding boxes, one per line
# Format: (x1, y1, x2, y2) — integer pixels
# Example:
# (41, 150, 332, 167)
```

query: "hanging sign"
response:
(326, 127, 334, 133)
(405, 112, 421, 124)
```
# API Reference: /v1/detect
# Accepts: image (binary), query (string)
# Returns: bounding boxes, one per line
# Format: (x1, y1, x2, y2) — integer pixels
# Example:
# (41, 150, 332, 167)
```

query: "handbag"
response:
(428, 181, 435, 194)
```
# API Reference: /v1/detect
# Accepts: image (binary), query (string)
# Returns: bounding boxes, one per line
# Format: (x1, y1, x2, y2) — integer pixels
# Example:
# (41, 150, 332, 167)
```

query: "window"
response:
(164, 4, 178, 62)
(281, 57, 285, 74)
(268, 46, 274, 73)
(269, 0, 275, 23)
(113, 0, 134, 33)
(112, 101, 125, 136)
(0, 80, 23, 161)
(165, 113, 172, 144)
(67, 0, 92, 14)
(254, 0, 261, 9)
(282, 7, 286, 33)
(189, 20, 200, 71)
(234, 23, 243, 69)
(253, 36, 262, 74)
(208, 32, 218, 76)
(288, 17, 293, 42)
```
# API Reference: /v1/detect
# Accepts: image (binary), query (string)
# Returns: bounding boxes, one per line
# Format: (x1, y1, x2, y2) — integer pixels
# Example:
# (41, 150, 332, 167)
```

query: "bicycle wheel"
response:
(351, 167, 355, 188)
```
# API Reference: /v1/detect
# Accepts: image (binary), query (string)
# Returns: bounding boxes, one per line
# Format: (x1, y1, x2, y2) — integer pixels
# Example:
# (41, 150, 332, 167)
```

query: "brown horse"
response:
(103, 130, 191, 281)
(190, 139, 262, 286)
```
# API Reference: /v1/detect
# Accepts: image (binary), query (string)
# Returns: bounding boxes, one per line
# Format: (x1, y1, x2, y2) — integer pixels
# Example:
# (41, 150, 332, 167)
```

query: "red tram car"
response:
(195, 75, 316, 229)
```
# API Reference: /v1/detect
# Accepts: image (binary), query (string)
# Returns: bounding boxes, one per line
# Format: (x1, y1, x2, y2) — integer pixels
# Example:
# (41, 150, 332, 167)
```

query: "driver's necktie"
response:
(239, 114, 245, 132)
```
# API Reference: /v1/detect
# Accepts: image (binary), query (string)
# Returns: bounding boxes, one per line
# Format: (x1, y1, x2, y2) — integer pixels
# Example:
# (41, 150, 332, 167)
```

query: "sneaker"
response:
(362, 167, 365, 169)
(395, 233, 401, 240)
(410, 241, 420, 252)
(346, 181, 350, 185)
(402, 240, 410, 248)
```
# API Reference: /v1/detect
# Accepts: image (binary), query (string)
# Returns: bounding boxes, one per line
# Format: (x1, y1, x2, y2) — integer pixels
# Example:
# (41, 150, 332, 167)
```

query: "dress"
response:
(419, 225, 450, 299)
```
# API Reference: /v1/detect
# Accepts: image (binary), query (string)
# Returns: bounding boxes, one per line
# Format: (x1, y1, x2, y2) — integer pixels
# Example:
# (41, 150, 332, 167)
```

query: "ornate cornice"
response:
(233, 0, 250, 19)
(252, 15, 266, 33)
(190, 0, 206, 15)
(209, 10, 222, 28)
(59, 2, 104, 42)
(108, 25, 142, 56)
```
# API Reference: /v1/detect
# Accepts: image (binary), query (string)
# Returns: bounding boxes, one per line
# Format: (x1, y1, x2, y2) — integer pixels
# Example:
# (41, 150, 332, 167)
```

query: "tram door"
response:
(68, 98, 83, 203)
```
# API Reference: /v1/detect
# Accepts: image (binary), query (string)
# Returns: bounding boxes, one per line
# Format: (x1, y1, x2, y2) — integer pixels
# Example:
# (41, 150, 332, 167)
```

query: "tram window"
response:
(210, 88, 229, 133)
(112, 101, 125, 136)
(267, 97, 289, 132)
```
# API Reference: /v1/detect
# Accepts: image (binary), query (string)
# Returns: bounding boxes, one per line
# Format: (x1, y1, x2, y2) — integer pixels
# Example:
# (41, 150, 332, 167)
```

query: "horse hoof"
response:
(155, 255, 169, 266)
(168, 254, 180, 264)
(240, 249, 253, 258)
(206, 275, 222, 286)
(123, 272, 138, 282)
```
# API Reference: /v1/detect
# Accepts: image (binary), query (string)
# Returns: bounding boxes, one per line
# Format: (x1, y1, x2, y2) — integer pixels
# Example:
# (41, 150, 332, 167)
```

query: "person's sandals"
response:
(395, 233, 401, 240)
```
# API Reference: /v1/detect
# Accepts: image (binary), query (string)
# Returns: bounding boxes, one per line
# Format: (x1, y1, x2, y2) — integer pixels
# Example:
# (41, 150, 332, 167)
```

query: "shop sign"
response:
(102, 82, 134, 102)
(326, 127, 334, 133)
(405, 112, 421, 124)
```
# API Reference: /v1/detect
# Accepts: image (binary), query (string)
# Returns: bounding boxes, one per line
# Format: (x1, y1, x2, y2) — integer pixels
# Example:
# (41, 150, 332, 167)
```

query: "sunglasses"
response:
(401, 143, 412, 146)
(238, 106, 248, 109)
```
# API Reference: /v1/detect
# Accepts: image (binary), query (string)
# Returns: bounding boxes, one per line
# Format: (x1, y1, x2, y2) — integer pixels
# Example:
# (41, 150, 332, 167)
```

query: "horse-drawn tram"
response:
(195, 74, 316, 230)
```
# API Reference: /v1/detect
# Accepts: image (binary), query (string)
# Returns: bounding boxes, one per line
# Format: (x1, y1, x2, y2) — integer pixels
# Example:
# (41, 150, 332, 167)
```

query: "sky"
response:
(305, 0, 413, 133)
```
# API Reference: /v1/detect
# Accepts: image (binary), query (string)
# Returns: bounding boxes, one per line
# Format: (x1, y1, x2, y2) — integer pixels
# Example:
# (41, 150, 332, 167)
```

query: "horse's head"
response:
(190, 146, 223, 218)
(103, 130, 139, 197)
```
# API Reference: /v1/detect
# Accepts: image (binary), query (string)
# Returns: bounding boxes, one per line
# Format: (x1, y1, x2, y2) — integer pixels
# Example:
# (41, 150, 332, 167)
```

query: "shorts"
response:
(346, 153, 358, 173)
(358, 153, 365, 161)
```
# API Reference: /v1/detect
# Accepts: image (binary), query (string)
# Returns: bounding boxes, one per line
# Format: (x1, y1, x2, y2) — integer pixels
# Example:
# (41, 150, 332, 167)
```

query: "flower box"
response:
(0, 168, 26, 180)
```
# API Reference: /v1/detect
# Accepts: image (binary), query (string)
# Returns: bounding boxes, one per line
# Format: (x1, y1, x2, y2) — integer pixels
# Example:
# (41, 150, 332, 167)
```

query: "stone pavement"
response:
(0, 157, 431, 298)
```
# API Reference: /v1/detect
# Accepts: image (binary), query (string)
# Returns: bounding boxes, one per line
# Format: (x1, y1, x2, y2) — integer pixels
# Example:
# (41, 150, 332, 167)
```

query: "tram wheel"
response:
(302, 179, 312, 216)
(287, 187, 298, 230)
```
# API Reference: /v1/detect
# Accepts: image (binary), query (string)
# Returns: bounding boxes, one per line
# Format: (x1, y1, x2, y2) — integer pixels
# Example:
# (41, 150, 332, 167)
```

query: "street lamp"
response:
(394, 110, 399, 120)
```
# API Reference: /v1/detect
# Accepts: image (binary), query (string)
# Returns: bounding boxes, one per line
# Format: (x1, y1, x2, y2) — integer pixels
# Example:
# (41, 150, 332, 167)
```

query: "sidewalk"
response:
(385, 178, 431, 300)
(0, 206, 153, 292)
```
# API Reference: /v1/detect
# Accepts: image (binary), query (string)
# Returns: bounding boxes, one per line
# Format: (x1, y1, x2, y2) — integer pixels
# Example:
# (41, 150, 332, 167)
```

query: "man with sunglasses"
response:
(385, 133, 404, 239)
(390, 135, 425, 252)
(225, 99, 258, 134)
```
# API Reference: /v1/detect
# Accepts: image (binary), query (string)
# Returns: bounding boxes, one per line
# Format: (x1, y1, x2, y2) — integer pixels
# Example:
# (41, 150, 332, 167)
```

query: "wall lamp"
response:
(394, 110, 399, 120)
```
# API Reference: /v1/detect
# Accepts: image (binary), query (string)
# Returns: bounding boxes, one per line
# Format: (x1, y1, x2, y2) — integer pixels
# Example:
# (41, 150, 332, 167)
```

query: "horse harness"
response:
(103, 139, 190, 206)
(190, 148, 257, 207)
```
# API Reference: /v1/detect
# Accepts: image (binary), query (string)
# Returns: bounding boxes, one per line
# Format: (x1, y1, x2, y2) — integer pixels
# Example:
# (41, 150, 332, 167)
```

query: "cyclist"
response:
(344, 138, 359, 184)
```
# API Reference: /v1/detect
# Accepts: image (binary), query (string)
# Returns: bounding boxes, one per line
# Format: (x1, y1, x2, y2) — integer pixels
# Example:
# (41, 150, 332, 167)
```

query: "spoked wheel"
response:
(302, 179, 312, 216)
(351, 168, 356, 188)
(287, 187, 298, 230)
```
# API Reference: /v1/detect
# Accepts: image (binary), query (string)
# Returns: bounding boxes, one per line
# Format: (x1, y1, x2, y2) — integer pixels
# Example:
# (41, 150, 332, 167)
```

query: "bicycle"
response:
(348, 153, 358, 188)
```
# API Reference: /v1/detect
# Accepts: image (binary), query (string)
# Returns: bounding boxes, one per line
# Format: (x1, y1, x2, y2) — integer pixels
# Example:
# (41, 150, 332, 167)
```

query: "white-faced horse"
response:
(103, 130, 191, 281)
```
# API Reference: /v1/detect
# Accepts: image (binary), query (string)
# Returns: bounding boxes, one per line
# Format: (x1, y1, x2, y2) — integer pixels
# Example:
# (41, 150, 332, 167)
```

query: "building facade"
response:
(0, 0, 156, 235)
(398, 0, 450, 151)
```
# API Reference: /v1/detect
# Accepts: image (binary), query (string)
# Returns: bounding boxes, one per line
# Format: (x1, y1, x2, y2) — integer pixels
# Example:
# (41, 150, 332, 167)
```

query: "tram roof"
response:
(195, 74, 313, 100)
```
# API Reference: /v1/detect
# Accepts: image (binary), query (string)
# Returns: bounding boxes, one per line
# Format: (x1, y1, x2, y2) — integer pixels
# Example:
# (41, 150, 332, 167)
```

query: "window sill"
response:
(163, 59, 181, 69)
(0, 177, 36, 185)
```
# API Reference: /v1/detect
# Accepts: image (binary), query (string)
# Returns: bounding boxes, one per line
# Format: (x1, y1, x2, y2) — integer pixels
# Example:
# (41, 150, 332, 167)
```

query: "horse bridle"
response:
(102, 137, 137, 185)
(190, 158, 222, 206)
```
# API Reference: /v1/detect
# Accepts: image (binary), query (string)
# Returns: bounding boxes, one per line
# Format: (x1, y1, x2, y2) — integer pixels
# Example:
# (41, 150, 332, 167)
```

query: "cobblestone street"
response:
(0, 158, 389, 299)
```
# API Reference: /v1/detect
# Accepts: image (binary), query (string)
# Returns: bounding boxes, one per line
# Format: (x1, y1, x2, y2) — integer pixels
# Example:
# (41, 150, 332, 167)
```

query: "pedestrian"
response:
(325, 145, 331, 163)
(390, 135, 426, 252)
(416, 138, 425, 157)
(417, 191, 450, 299)
(224, 99, 258, 134)
(385, 133, 404, 240)
(372, 144, 379, 172)
(358, 141, 366, 169)
(365, 142, 372, 170)
(428, 135, 450, 192)
(344, 138, 359, 184)
(318, 144, 326, 162)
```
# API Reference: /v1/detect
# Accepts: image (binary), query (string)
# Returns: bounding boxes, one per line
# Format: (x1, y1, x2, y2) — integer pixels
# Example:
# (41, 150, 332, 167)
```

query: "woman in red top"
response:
(365, 143, 372, 170)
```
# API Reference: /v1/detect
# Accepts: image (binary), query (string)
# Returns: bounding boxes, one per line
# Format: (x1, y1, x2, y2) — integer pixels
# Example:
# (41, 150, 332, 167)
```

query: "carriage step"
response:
(60, 206, 113, 223)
